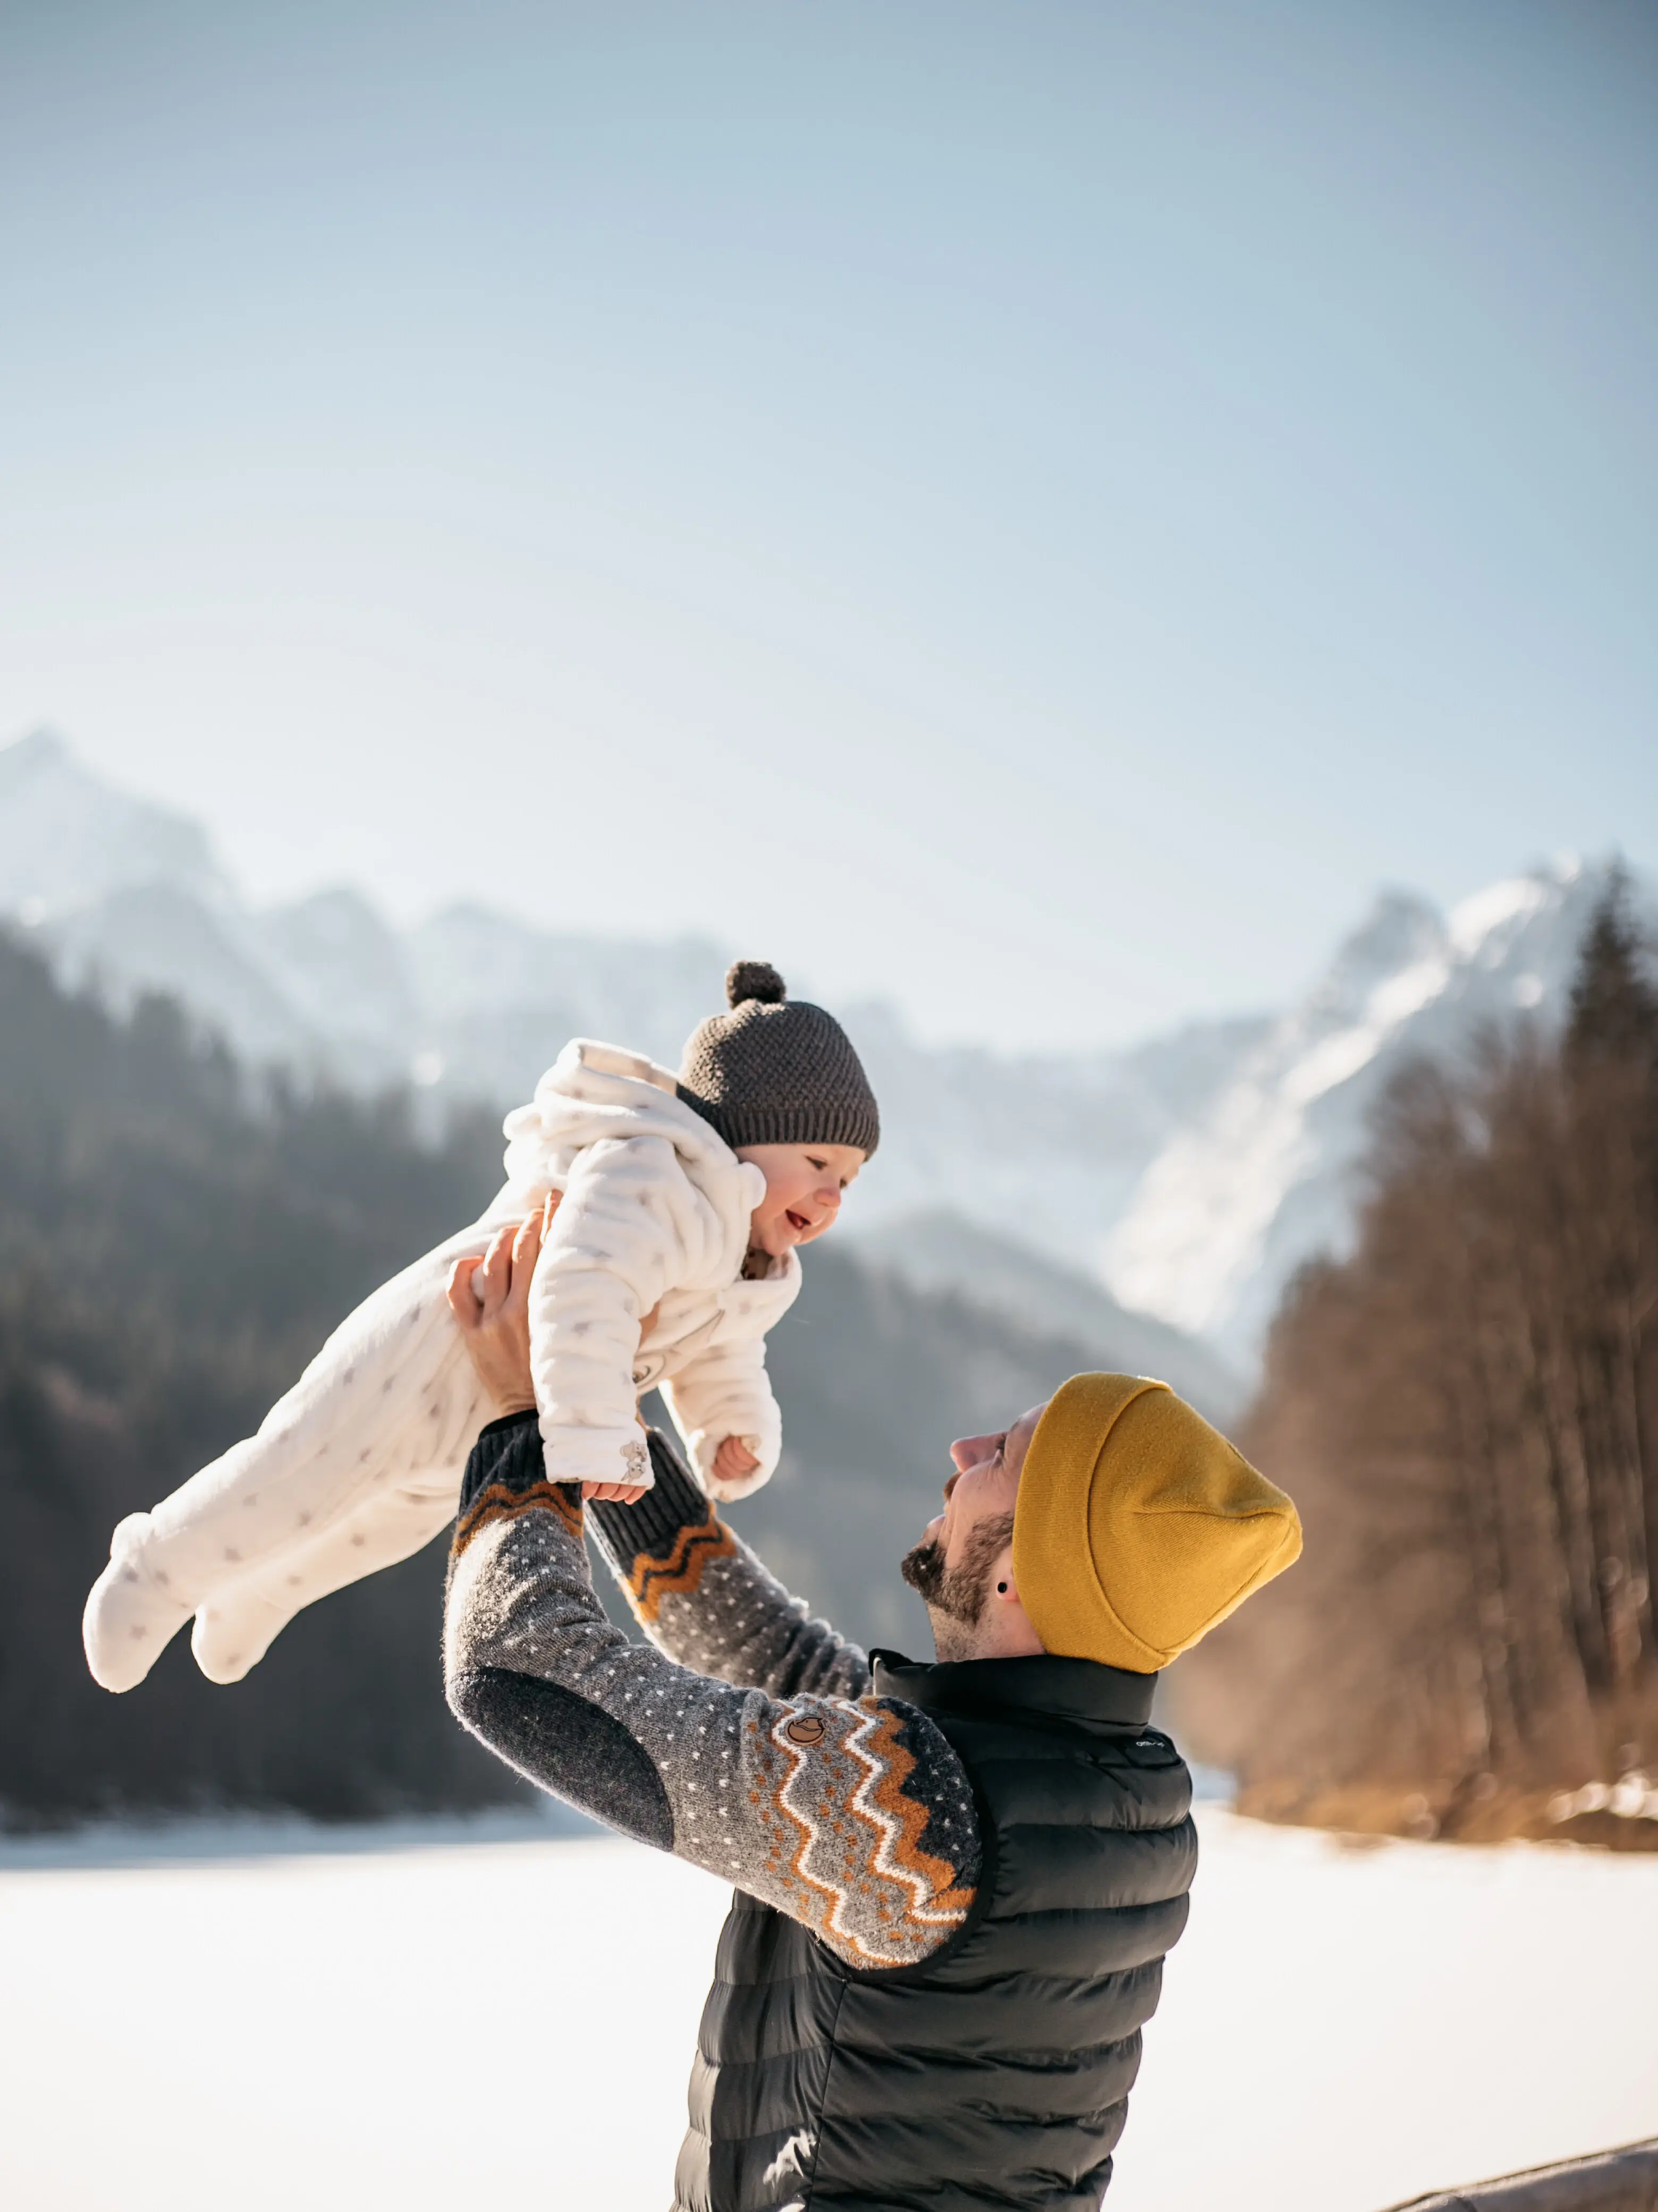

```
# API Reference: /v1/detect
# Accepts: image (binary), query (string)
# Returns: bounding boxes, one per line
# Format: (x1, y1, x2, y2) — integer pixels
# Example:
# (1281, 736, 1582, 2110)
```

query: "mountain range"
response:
(1105, 861, 1632, 1359)
(3, 727, 1639, 1372)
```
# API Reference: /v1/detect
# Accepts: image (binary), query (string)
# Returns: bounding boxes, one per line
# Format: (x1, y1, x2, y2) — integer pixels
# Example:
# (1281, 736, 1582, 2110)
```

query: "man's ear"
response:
(991, 1544, 1020, 1606)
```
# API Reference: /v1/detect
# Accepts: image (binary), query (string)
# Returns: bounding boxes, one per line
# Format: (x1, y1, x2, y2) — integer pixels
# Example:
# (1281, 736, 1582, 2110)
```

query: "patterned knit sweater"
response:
(443, 1413, 981, 1969)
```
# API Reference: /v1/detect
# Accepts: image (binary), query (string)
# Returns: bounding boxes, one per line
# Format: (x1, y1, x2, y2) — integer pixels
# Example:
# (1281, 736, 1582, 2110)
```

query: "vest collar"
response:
(869, 1648, 1157, 1732)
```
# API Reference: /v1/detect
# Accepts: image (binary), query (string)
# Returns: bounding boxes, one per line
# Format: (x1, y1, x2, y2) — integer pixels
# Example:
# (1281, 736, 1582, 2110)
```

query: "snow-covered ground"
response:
(3, 1806, 1654, 2212)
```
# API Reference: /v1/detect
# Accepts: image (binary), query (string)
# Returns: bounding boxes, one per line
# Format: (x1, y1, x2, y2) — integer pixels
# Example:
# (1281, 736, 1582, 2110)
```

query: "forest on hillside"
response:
(0, 931, 1102, 1828)
(0, 934, 520, 1825)
(1176, 874, 1658, 1848)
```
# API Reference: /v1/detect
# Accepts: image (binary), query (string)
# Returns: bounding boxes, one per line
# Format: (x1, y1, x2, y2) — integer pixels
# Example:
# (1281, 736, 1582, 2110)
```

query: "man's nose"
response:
(950, 1434, 991, 1474)
(943, 1471, 960, 1506)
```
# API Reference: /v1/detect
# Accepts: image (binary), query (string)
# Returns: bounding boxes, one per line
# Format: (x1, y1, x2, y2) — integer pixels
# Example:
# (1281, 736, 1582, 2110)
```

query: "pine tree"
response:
(1567, 860, 1658, 1070)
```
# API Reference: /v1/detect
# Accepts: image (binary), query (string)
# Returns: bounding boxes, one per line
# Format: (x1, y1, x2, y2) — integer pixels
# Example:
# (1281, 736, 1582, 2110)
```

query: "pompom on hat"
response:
(677, 961, 879, 1158)
(1012, 1374, 1301, 1673)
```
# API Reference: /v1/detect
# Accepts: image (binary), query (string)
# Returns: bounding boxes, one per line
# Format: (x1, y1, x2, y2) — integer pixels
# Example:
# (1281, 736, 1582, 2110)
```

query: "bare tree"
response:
(1174, 874, 1658, 1842)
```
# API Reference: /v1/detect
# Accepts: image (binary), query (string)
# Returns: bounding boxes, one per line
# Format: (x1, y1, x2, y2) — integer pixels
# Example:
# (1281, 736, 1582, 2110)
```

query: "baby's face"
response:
(737, 1142, 865, 1259)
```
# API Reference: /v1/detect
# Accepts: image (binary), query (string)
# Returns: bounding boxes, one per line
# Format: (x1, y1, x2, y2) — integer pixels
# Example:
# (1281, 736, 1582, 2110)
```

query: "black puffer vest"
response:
(673, 1651, 1197, 2212)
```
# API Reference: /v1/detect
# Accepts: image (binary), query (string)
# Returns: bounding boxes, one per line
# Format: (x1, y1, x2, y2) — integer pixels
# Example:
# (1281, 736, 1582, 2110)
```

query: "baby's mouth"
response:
(785, 1209, 813, 1236)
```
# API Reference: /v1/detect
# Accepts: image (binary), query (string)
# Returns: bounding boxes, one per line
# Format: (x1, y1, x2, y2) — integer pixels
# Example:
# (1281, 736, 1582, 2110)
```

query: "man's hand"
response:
(445, 1192, 647, 1505)
(447, 1201, 549, 1417)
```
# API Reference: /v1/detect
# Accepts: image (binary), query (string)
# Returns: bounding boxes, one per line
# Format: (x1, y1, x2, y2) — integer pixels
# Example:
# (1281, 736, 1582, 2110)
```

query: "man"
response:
(444, 1211, 1301, 2212)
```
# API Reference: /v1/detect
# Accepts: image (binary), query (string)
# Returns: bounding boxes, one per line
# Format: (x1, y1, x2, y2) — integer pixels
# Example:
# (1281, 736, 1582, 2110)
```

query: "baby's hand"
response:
(582, 1480, 648, 1506)
(713, 1437, 761, 1487)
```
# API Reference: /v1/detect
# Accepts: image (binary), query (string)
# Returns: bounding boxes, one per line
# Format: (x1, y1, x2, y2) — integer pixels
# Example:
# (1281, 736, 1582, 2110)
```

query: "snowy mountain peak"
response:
(1297, 890, 1450, 1063)
(1448, 860, 1574, 966)
(1324, 888, 1446, 997)
(0, 727, 231, 921)
(1103, 854, 1633, 1364)
(0, 725, 68, 780)
(255, 887, 420, 1051)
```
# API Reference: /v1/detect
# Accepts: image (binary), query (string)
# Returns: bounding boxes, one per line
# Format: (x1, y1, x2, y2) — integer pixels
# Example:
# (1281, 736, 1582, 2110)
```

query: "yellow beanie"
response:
(1012, 1374, 1301, 1673)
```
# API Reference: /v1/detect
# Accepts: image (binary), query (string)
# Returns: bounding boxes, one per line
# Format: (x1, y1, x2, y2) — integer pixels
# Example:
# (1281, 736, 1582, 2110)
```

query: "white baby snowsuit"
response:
(82, 1039, 801, 1693)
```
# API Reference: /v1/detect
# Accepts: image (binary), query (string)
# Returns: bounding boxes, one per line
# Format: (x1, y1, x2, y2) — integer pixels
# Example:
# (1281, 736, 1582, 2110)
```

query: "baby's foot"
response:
(190, 1580, 295, 1685)
(82, 1515, 197, 1693)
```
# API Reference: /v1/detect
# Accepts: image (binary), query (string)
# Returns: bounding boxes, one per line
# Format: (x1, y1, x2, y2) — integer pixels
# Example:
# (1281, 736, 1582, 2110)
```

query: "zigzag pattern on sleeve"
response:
(588, 1431, 877, 1702)
(738, 1695, 979, 1966)
(622, 1511, 738, 1625)
(454, 1476, 584, 1555)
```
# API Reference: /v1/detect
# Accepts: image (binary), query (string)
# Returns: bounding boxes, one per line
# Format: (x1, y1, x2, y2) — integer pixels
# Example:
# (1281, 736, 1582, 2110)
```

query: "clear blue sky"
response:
(2, 0, 1653, 1046)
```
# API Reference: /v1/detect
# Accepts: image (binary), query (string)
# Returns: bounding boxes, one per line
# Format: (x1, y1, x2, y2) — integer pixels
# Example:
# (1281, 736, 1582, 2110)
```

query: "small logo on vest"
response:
(783, 1714, 826, 1746)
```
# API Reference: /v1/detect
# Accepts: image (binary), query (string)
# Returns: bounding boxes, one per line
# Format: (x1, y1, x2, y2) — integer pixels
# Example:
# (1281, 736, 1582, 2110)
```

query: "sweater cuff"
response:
(589, 1428, 717, 1564)
(458, 1407, 544, 1515)
(479, 1406, 540, 1443)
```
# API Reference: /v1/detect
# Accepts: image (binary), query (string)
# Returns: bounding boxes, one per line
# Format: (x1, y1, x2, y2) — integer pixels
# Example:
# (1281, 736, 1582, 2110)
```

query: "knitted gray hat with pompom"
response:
(678, 961, 879, 1158)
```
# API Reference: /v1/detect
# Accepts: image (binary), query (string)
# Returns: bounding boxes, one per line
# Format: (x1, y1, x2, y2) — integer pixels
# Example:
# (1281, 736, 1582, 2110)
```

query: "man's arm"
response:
(586, 1429, 868, 1696)
(444, 1412, 982, 1970)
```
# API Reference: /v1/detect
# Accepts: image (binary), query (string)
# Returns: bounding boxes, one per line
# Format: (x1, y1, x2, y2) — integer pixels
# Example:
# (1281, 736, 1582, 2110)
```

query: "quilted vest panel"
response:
(672, 1651, 1197, 2212)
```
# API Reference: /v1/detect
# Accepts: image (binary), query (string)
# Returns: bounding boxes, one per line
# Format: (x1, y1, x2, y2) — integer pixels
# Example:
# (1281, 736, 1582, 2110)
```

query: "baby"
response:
(82, 961, 876, 1693)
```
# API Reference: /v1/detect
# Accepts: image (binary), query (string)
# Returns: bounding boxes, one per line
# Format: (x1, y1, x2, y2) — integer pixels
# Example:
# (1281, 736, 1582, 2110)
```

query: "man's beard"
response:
(901, 1509, 1017, 1661)
(900, 1536, 988, 1624)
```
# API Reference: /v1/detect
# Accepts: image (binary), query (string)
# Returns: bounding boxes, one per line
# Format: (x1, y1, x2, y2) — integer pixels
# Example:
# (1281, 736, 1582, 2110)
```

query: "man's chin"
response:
(902, 1536, 988, 1661)
(900, 1536, 944, 1605)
